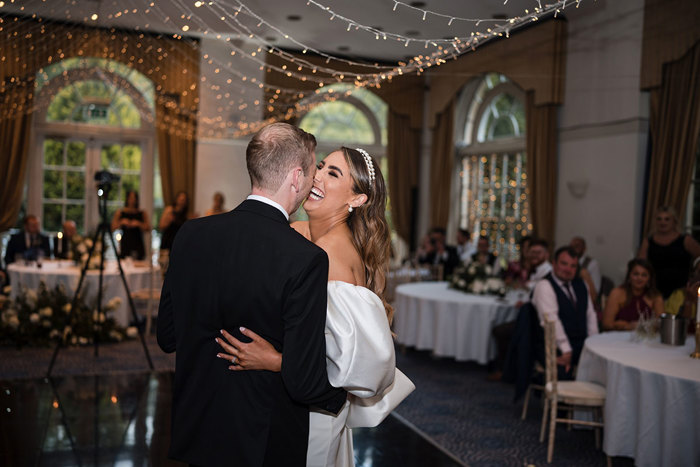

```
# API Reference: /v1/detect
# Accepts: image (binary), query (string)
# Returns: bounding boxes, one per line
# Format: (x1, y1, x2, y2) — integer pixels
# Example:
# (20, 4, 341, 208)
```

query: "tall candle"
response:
(56, 232, 63, 256)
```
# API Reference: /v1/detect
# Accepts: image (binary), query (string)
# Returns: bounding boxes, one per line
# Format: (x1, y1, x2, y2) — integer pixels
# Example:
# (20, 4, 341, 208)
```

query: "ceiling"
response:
(1, 0, 544, 62)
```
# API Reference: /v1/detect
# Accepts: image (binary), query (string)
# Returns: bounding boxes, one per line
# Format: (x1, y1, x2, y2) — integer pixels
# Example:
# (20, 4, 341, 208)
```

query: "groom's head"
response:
(246, 123, 317, 211)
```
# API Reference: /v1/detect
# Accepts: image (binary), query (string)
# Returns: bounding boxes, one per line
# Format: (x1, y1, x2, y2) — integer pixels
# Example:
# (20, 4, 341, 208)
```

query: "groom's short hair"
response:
(246, 123, 316, 192)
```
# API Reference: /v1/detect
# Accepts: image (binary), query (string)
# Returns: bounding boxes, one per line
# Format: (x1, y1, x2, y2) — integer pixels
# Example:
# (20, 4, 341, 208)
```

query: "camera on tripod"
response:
(94, 170, 120, 196)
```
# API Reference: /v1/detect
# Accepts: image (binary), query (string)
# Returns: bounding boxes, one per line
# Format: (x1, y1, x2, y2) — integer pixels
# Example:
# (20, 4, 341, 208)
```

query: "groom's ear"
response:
(290, 166, 303, 193)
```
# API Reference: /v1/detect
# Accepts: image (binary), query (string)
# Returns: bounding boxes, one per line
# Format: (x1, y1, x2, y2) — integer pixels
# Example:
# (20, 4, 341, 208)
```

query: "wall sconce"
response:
(567, 179, 589, 199)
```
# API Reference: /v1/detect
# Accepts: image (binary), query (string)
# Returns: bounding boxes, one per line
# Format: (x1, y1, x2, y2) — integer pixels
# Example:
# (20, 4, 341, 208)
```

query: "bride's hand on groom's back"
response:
(216, 327, 282, 372)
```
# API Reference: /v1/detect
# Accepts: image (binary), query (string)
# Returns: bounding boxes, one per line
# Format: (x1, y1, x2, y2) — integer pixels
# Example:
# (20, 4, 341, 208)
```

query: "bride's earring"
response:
(348, 205, 353, 213)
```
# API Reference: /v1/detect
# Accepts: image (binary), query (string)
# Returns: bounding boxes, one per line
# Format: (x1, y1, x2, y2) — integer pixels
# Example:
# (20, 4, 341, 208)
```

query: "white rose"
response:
(125, 326, 139, 338)
(106, 297, 122, 309)
(63, 326, 72, 338)
(471, 280, 485, 294)
(49, 329, 60, 339)
(484, 265, 493, 275)
(29, 313, 40, 324)
(70, 336, 77, 345)
(25, 289, 38, 308)
(78, 337, 88, 345)
(62, 303, 72, 314)
(458, 279, 467, 288)
(40, 307, 53, 318)
(8, 316, 20, 328)
(2, 285, 10, 294)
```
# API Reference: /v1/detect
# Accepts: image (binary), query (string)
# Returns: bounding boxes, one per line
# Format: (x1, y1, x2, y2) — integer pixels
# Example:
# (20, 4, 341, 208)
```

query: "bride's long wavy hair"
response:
(341, 147, 394, 325)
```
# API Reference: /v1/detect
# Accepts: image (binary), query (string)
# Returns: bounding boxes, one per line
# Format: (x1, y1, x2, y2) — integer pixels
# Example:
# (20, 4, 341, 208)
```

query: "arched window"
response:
(456, 73, 530, 260)
(28, 58, 158, 237)
(297, 84, 390, 224)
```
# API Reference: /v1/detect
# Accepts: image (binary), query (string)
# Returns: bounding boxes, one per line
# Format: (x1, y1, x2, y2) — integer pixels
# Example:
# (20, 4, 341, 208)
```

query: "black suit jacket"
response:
(4, 232, 51, 265)
(157, 199, 346, 467)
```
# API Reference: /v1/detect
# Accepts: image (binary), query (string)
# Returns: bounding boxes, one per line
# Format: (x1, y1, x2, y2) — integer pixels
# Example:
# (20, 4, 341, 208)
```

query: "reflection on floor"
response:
(0, 372, 463, 467)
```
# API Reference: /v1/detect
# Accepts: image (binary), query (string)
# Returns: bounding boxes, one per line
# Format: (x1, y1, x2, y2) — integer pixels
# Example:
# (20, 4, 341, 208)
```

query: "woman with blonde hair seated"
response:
(602, 258, 664, 331)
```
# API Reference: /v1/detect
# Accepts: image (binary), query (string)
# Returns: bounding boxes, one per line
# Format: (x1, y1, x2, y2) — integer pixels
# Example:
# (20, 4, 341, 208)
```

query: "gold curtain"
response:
(0, 84, 33, 231)
(429, 101, 455, 229)
(387, 111, 420, 243)
(642, 42, 700, 235)
(0, 17, 199, 224)
(525, 93, 559, 245)
(157, 107, 197, 209)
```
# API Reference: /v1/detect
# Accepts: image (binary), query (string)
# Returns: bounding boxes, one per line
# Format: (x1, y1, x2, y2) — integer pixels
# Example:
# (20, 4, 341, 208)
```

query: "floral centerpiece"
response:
(74, 236, 105, 270)
(450, 262, 506, 296)
(0, 282, 135, 347)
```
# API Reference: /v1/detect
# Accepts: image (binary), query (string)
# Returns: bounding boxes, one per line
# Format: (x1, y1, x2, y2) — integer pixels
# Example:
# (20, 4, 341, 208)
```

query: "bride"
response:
(216, 147, 413, 466)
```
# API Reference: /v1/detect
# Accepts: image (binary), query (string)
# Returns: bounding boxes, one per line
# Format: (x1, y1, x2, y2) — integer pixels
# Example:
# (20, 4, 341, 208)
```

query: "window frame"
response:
(27, 65, 155, 236)
(452, 74, 528, 260)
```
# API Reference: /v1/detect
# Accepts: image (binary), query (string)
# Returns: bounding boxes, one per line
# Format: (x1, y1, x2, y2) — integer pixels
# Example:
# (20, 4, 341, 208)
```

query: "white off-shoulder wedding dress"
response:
(306, 281, 415, 467)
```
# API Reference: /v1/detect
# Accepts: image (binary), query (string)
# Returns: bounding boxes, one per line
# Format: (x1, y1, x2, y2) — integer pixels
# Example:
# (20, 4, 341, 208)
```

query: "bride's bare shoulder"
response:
(290, 220, 310, 240)
(316, 232, 363, 285)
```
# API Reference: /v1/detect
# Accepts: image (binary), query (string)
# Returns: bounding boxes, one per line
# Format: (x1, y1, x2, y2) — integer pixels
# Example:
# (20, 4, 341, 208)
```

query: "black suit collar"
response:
(236, 199, 289, 225)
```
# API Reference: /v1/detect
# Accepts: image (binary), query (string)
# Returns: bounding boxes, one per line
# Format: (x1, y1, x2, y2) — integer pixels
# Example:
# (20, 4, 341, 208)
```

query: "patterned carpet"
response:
(0, 339, 632, 466)
(394, 347, 632, 467)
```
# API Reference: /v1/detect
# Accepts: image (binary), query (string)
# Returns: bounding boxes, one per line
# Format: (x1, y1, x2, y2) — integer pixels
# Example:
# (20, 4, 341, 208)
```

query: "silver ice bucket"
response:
(659, 313, 687, 346)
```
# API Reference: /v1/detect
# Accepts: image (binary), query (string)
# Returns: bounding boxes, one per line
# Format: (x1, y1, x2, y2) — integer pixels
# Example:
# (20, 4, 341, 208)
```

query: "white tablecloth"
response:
(393, 281, 521, 364)
(8, 260, 157, 327)
(576, 331, 700, 467)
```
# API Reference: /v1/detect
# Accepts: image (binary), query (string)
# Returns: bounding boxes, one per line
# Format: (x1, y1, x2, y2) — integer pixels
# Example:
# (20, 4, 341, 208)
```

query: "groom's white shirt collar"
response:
(247, 195, 289, 221)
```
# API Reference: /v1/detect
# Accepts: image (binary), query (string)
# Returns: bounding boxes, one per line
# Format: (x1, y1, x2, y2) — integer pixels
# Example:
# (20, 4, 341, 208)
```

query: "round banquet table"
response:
(8, 260, 157, 327)
(576, 331, 700, 467)
(393, 281, 522, 364)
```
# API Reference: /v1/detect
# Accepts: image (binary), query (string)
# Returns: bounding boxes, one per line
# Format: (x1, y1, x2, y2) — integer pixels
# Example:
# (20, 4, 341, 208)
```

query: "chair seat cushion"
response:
(546, 381, 605, 406)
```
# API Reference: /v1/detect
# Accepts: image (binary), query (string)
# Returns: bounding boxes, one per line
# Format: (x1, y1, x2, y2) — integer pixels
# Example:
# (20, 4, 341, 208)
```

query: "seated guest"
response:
(456, 228, 476, 264)
(52, 220, 79, 259)
(504, 235, 532, 289)
(111, 190, 150, 260)
(416, 227, 460, 276)
(470, 235, 501, 275)
(664, 257, 700, 322)
(4, 215, 51, 265)
(205, 191, 226, 216)
(532, 246, 599, 379)
(526, 238, 552, 290)
(570, 236, 601, 293)
(602, 258, 663, 331)
(638, 205, 700, 298)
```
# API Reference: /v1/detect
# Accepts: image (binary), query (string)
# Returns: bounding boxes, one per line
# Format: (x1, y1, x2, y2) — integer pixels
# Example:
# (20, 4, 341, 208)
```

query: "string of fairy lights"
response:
(0, 0, 587, 138)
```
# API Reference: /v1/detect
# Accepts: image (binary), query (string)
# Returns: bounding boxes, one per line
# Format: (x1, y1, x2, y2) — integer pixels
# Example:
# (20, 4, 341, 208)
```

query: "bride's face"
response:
(305, 150, 358, 217)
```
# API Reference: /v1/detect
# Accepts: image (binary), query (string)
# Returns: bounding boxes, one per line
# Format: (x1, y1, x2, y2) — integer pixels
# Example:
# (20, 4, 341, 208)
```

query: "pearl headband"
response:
(355, 148, 376, 187)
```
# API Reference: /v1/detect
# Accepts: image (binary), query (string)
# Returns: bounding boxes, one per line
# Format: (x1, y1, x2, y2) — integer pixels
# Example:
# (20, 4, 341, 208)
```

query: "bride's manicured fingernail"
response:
(240, 326, 246, 332)
(220, 329, 224, 334)
(216, 354, 222, 358)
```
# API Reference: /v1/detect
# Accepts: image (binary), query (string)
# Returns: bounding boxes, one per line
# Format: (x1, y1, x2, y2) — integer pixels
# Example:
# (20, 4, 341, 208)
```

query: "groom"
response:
(157, 123, 346, 466)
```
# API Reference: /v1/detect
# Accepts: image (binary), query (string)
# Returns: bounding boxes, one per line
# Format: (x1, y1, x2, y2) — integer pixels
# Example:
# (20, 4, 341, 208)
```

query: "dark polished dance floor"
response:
(0, 372, 463, 466)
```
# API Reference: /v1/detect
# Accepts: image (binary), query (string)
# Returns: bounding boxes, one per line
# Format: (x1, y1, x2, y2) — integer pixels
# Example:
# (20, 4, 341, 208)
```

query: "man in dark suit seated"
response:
(4, 215, 52, 265)
(157, 123, 346, 466)
(532, 245, 599, 379)
(416, 226, 460, 277)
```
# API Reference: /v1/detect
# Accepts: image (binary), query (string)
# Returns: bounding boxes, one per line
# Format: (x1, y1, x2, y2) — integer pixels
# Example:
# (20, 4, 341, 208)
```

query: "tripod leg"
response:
(47, 228, 102, 378)
(106, 229, 155, 370)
